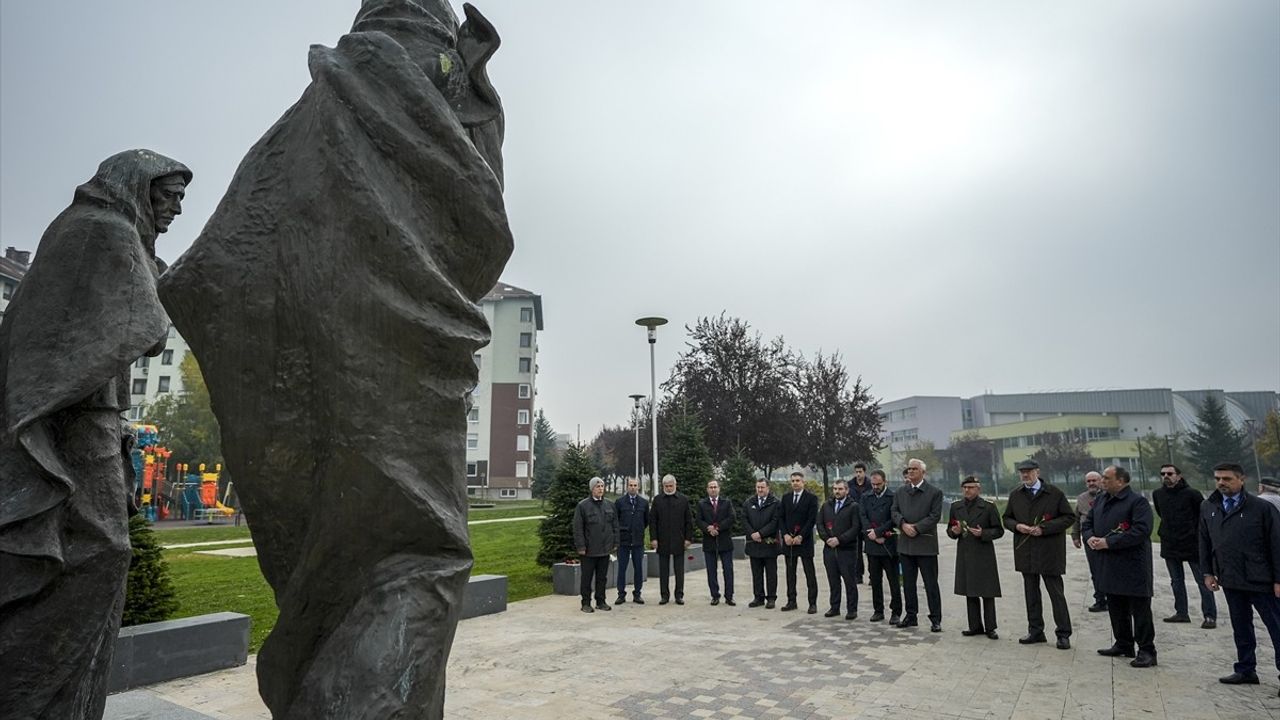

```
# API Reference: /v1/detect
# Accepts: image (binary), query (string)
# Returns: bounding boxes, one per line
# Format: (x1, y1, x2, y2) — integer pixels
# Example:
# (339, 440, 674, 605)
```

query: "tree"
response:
(720, 446, 758, 506)
(122, 515, 178, 626)
(659, 409, 715, 508)
(1135, 431, 1196, 487)
(949, 432, 995, 477)
(1187, 395, 1247, 479)
(1255, 410, 1280, 477)
(144, 353, 223, 470)
(1028, 431, 1093, 485)
(536, 444, 596, 566)
(796, 351, 882, 498)
(531, 410, 559, 500)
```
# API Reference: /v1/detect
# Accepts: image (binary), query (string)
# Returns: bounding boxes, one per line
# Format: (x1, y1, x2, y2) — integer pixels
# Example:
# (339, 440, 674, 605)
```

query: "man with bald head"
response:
(1073, 471, 1108, 612)
(650, 474, 694, 605)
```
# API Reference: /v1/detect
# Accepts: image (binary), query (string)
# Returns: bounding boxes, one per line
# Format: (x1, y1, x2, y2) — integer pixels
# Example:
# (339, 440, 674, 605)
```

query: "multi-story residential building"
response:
(128, 325, 190, 420)
(0, 247, 31, 321)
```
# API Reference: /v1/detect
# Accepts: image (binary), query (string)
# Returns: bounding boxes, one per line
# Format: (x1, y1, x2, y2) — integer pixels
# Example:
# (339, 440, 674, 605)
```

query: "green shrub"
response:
(122, 515, 179, 626)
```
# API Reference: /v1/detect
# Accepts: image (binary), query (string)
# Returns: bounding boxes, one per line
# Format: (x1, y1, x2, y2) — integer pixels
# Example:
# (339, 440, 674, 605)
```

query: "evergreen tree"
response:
(1187, 395, 1247, 478)
(122, 515, 179, 626)
(531, 410, 559, 500)
(536, 444, 596, 566)
(720, 445, 758, 507)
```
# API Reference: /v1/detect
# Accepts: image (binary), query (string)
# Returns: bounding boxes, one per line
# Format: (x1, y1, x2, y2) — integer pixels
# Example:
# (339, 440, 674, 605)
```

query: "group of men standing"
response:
(571, 458, 1280, 695)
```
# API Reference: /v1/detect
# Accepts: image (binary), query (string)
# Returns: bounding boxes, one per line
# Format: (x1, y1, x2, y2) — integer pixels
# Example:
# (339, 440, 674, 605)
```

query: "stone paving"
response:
(107, 539, 1280, 719)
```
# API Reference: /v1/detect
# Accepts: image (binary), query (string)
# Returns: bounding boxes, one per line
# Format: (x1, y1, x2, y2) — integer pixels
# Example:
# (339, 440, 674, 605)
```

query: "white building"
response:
(0, 247, 31, 321)
(128, 325, 190, 420)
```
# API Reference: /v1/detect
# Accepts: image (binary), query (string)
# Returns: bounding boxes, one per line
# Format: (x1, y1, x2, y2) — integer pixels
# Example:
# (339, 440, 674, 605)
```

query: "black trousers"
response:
(1223, 587, 1280, 675)
(1023, 573, 1072, 638)
(657, 552, 685, 600)
(1106, 593, 1155, 654)
(579, 555, 609, 606)
(784, 547, 819, 605)
(1084, 547, 1106, 607)
(704, 548, 734, 600)
(967, 597, 997, 632)
(750, 555, 778, 601)
(865, 553, 902, 615)
(900, 553, 941, 623)
(823, 547, 859, 612)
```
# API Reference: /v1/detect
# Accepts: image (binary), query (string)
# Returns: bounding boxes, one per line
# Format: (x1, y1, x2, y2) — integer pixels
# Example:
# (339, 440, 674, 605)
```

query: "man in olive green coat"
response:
(948, 476, 1004, 638)
(1002, 459, 1076, 649)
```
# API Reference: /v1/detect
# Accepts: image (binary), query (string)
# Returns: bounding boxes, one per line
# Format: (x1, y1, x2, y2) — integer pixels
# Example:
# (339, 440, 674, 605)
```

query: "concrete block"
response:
(108, 612, 249, 693)
(461, 574, 507, 619)
(645, 549, 706, 577)
(553, 558, 619, 595)
(732, 535, 746, 559)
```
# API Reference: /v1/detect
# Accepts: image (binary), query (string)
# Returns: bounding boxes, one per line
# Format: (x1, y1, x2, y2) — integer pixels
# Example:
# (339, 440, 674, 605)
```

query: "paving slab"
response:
(106, 538, 1280, 719)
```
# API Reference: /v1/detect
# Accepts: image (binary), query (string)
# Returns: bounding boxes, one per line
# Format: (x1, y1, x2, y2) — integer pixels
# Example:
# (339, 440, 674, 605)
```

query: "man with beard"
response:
(1085, 465, 1157, 668)
(742, 479, 781, 608)
(615, 477, 649, 605)
(1003, 459, 1075, 649)
(650, 474, 694, 605)
(817, 479, 862, 619)
(1072, 471, 1108, 612)
(860, 470, 902, 624)
(1153, 463, 1216, 628)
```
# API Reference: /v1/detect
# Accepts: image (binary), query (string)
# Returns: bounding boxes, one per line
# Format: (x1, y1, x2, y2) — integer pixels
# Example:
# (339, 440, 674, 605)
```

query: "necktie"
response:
(712, 498, 718, 513)
(758, 498, 763, 509)
(630, 497, 635, 510)
(1025, 486, 1035, 496)
(1224, 495, 1237, 513)
(836, 500, 843, 513)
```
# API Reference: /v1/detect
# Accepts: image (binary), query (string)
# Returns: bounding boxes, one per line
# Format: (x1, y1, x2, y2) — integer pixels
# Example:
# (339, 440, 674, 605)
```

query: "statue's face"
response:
(150, 174, 187, 233)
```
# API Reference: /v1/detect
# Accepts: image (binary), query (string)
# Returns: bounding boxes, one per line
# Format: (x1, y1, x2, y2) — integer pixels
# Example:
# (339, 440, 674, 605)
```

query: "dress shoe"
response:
(1087, 603, 1108, 613)
(1201, 618, 1216, 629)
(748, 599, 764, 608)
(659, 598, 670, 605)
(845, 612, 857, 620)
(1018, 634, 1047, 645)
(961, 629, 985, 637)
(675, 598, 685, 605)
(615, 595, 626, 605)
(765, 600, 776, 609)
(986, 630, 1000, 640)
(633, 595, 645, 605)
(725, 599, 736, 606)
(1130, 651, 1157, 668)
(1218, 672, 1259, 685)
(869, 612, 885, 622)
(1056, 637, 1071, 650)
(1096, 645, 1135, 658)
(888, 614, 901, 625)
(710, 598, 720, 606)
(1162, 614, 1191, 623)
(930, 623, 942, 633)
(807, 605, 818, 615)
(780, 602, 798, 612)
(580, 604, 594, 613)
(895, 618, 918, 628)
(824, 608, 841, 618)
(596, 602, 611, 611)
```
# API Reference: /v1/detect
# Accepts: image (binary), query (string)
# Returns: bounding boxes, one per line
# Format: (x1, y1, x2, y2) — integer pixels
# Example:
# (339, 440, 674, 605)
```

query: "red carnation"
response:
(1042, 513, 1051, 522)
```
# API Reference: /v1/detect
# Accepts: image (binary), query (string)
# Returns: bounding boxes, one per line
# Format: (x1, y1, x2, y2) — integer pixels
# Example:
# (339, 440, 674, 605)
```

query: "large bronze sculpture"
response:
(0, 150, 190, 719)
(159, 1, 511, 718)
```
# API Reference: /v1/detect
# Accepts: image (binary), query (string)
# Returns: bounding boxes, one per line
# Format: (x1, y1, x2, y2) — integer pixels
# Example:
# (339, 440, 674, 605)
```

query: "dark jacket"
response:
(1152, 480, 1204, 561)
(649, 492, 694, 555)
(1081, 485, 1153, 597)
(572, 496, 619, 557)
(696, 495, 736, 553)
(615, 493, 649, 547)
(947, 498, 1004, 598)
(742, 493, 781, 558)
(891, 481, 943, 556)
(1198, 490, 1280, 593)
(848, 478, 873, 501)
(817, 497, 862, 553)
(1071, 489, 1102, 542)
(780, 490, 819, 552)
(1001, 482, 1074, 575)
(859, 488, 898, 557)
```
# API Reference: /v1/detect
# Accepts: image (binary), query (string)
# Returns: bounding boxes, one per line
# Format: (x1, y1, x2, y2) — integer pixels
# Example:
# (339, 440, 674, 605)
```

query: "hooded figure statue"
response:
(159, 2, 511, 718)
(0, 149, 191, 719)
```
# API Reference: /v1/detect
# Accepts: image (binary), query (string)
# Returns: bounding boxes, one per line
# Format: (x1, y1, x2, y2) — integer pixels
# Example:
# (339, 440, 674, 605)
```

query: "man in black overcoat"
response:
(742, 479, 781, 608)
(696, 479, 736, 606)
(948, 476, 1004, 638)
(1083, 465, 1157, 668)
(1002, 459, 1075, 649)
(780, 471, 820, 613)
(860, 470, 901, 624)
(817, 480, 862, 619)
(1153, 463, 1216, 627)
(649, 474, 694, 604)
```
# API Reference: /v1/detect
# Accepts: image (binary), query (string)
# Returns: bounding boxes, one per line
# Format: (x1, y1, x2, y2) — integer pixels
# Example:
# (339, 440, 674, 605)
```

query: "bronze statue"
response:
(159, 2, 511, 717)
(0, 149, 190, 719)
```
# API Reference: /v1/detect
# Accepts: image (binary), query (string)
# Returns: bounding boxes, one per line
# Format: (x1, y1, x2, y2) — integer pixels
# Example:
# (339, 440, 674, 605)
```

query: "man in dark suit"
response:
(696, 479, 736, 606)
(780, 471, 820, 613)
(742, 479, 780, 608)
(1002, 459, 1075, 649)
(1200, 462, 1280, 692)
(860, 470, 902, 624)
(1153, 463, 1216, 627)
(615, 477, 649, 605)
(817, 479, 862, 619)
(649, 474, 694, 605)
(1084, 465, 1157, 668)
(891, 458, 944, 631)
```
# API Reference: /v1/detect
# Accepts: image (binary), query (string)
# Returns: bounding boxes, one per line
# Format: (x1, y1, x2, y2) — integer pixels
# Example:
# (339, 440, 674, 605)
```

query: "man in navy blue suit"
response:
(615, 478, 649, 604)
(780, 471, 820, 614)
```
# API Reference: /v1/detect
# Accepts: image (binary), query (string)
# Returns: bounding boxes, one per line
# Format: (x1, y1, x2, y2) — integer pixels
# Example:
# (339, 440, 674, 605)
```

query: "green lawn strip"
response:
(153, 525, 253, 545)
(467, 501, 546, 521)
(163, 516, 551, 652)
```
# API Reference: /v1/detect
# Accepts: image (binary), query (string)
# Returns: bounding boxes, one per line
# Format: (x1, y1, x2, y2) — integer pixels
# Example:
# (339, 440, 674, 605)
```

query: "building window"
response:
(161, 349, 174, 365)
(466, 462, 478, 477)
(467, 408, 480, 424)
(519, 332, 532, 348)
(467, 487, 477, 496)
(517, 409, 530, 425)
(517, 435, 530, 451)
(131, 379, 147, 395)
(473, 353, 482, 369)
(466, 433, 479, 450)
(499, 488, 518, 498)
(520, 307, 534, 323)
(128, 405, 144, 421)
(518, 384, 531, 399)
(136, 356, 149, 369)
(515, 460, 529, 478)
(2, 281, 14, 300)
(518, 357, 532, 373)
(167, 325, 177, 338)
(157, 376, 171, 393)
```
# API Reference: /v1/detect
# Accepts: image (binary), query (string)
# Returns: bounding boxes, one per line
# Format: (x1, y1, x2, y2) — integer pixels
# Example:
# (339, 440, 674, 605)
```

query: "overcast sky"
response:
(2, 1, 1277, 440)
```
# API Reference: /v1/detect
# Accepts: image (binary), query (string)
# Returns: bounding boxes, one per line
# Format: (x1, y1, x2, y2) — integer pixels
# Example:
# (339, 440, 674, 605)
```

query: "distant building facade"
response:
(0, 247, 31, 321)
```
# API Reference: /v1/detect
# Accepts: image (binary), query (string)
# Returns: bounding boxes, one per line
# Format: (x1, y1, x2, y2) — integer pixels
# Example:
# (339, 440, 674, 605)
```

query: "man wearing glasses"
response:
(1152, 464, 1216, 628)
(1003, 459, 1076, 649)
(891, 458, 944, 631)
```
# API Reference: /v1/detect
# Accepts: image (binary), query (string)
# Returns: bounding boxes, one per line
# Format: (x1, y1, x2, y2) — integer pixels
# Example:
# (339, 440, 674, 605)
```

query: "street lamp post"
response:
(636, 317, 668, 499)
(1245, 418, 1263, 480)
(629, 393, 645, 488)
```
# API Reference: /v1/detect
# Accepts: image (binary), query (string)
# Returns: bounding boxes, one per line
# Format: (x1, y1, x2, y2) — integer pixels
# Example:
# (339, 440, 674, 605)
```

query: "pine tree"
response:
(1187, 395, 1247, 478)
(122, 515, 179, 626)
(660, 411, 715, 508)
(536, 444, 596, 566)
(531, 410, 559, 500)
(720, 446, 758, 507)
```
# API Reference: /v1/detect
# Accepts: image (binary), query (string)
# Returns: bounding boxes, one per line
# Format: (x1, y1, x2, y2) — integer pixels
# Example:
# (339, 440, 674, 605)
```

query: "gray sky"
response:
(3, 1, 1278, 440)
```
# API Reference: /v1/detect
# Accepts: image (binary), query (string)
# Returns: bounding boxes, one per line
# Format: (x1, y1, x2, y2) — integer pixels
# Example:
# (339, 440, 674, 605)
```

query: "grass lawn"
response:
(161, 516, 549, 652)
(467, 500, 545, 521)
(154, 524, 253, 545)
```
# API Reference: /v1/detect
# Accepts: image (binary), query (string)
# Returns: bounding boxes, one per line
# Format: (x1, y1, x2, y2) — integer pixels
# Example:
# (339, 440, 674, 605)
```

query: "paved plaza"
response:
(107, 540, 1280, 720)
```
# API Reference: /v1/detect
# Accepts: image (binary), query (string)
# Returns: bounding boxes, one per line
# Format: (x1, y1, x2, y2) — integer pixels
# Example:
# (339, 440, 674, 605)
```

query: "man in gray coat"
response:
(891, 458, 944, 632)
(573, 477, 620, 613)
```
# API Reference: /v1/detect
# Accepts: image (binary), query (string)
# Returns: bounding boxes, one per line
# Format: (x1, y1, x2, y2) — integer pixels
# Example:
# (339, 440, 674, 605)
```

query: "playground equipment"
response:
(131, 424, 235, 522)
(131, 424, 172, 522)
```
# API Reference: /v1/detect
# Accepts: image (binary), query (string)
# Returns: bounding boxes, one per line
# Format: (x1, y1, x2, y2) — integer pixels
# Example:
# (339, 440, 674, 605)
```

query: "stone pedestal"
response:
(732, 536, 747, 559)
(645, 549, 707, 577)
